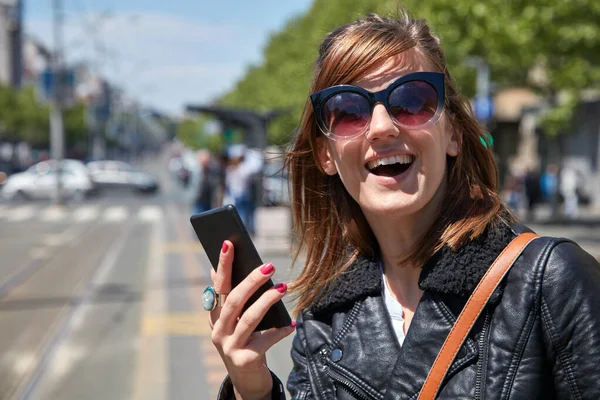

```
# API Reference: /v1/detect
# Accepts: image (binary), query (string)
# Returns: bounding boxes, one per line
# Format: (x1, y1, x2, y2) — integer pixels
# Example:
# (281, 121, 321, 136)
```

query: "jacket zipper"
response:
(319, 348, 376, 400)
(474, 310, 491, 400)
(331, 302, 362, 347)
(297, 389, 309, 400)
(327, 367, 375, 400)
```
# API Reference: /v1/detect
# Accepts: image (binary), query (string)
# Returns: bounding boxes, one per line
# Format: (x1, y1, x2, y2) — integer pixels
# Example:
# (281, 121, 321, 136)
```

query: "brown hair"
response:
(285, 8, 511, 315)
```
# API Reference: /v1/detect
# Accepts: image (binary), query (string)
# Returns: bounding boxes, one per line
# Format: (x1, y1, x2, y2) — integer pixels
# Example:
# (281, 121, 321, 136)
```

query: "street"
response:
(0, 152, 297, 400)
(1, 152, 599, 400)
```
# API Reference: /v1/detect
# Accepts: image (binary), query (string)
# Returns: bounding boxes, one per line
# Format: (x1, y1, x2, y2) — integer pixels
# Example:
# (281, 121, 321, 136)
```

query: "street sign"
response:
(40, 68, 54, 99)
(473, 95, 494, 121)
(39, 68, 76, 101)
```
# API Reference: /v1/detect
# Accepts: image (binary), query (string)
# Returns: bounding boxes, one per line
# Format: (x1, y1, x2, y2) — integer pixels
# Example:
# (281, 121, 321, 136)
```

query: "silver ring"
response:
(202, 286, 226, 311)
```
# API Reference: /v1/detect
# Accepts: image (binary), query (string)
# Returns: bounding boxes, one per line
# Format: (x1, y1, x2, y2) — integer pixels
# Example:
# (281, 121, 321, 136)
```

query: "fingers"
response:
(214, 240, 233, 294)
(248, 324, 296, 355)
(209, 240, 233, 327)
(234, 282, 290, 342)
(217, 262, 276, 333)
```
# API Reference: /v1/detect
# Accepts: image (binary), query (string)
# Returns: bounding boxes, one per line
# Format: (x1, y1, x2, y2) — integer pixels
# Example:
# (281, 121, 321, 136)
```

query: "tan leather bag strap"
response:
(418, 232, 538, 400)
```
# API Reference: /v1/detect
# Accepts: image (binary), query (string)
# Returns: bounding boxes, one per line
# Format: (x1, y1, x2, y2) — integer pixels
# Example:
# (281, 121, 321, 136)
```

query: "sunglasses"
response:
(310, 71, 445, 140)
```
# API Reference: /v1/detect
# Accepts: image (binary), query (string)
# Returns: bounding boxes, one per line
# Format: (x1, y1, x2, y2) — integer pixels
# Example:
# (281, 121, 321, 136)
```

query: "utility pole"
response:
(82, 11, 114, 161)
(50, 0, 66, 205)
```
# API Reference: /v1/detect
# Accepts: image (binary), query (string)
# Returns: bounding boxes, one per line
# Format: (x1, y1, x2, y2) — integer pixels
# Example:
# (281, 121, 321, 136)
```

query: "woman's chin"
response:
(362, 195, 422, 218)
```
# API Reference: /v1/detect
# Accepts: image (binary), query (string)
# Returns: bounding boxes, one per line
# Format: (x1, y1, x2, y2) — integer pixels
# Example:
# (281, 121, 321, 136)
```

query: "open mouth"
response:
(366, 154, 415, 177)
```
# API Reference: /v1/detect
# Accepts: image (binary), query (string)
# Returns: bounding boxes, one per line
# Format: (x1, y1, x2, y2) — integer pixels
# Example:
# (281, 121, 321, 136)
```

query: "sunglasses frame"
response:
(310, 71, 445, 141)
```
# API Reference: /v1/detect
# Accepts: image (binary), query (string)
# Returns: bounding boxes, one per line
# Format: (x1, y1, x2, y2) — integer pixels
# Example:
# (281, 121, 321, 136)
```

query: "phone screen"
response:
(190, 205, 292, 331)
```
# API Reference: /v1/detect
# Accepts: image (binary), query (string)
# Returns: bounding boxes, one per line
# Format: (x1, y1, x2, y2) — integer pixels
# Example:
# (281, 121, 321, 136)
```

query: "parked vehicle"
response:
(1, 159, 94, 202)
(86, 160, 159, 194)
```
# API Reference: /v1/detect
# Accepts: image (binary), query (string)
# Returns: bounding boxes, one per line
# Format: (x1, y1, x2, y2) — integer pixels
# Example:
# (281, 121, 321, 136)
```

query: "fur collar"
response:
(311, 220, 518, 313)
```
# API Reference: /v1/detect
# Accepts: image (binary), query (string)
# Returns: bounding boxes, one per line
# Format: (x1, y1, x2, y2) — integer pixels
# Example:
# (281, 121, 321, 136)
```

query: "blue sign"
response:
(39, 68, 76, 100)
(473, 95, 494, 121)
(40, 68, 54, 99)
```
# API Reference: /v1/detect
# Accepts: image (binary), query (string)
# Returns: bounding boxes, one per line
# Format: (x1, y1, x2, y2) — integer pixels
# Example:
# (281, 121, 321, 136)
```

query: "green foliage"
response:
(0, 83, 87, 148)
(63, 102, 88, 145)
(218, 0, 600, 143)
(0, 84, 49, 144)
(539, 92, 577, 138)
(176, 116, 225, 154)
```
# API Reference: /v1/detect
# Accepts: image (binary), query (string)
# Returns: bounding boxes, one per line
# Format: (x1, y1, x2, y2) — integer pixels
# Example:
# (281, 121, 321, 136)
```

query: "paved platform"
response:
(253, 206, 294, 257)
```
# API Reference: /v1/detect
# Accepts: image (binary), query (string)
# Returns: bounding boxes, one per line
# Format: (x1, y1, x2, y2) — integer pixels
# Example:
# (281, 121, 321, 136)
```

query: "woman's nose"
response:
(365, 103, 399, 142)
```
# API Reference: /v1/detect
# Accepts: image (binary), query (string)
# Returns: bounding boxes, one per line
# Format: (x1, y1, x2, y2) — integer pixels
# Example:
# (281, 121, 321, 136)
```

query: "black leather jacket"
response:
(219, 222, 600, 399)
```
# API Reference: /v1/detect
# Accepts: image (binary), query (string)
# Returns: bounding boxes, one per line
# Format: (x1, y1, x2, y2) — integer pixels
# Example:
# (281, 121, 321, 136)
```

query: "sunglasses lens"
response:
(388, 81, 439, 126)
(322, 92, 370, 137)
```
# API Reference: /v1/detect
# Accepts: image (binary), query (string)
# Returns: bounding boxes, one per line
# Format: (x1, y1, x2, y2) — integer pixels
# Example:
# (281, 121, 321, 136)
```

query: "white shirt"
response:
(381, 267, 406, 347)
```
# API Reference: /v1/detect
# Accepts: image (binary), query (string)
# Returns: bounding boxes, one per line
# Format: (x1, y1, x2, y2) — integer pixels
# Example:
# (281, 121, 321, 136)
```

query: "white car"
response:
(1, 159, 94, 202)
(86, 160, 159, 194)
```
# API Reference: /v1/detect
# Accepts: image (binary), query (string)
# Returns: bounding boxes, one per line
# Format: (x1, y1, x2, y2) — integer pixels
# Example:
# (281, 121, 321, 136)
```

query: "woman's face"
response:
(316, 50, 458, 221)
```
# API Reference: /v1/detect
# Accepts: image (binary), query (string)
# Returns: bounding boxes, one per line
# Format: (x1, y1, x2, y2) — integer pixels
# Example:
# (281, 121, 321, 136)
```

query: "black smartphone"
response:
(190, 204, 292, 331)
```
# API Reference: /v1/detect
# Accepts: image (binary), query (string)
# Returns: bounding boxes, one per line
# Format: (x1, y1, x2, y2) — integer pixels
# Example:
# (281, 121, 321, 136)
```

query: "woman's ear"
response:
(446, 125, 459, 157)
(316, 137, 338, 175)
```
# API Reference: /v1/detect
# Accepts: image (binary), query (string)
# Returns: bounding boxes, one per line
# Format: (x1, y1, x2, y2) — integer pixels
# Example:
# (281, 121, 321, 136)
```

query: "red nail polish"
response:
(290, 321, 297, 328)
(260, 263, 274, 275)
(274, 282, 287, 293)
(222, 242, 229, 253)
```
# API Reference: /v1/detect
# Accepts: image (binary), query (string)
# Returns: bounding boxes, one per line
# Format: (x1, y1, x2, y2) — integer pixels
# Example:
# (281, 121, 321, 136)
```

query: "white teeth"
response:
(366, 155, 414, 170)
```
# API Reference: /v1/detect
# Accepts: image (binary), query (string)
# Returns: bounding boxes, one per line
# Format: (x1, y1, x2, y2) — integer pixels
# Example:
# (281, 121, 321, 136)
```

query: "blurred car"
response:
(1, 159, 94, 202)
(86, 160, 159, 194)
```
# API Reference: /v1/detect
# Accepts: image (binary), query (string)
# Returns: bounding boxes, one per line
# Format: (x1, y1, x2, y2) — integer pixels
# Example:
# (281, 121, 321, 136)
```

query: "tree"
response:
(0, 83, 90, 153)
(0, 84, 49, 145)
(218, 0, 600, 147)
(63, 102, 88, 147)
(175, 116, 225, 154)
(411, 0, 600, 137)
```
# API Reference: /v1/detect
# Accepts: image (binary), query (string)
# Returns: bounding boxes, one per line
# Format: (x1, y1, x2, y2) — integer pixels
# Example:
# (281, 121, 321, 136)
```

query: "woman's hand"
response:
(209, 240, 296, 400)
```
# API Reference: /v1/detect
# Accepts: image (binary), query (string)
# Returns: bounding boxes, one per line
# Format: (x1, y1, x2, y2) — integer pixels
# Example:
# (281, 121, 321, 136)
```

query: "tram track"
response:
(0, 222, 94, 301)
(0, 219, 134, 400)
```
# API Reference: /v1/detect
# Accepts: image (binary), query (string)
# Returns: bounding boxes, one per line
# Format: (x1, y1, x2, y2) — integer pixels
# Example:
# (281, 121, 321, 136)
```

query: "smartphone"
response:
(190, 204, 292, 331)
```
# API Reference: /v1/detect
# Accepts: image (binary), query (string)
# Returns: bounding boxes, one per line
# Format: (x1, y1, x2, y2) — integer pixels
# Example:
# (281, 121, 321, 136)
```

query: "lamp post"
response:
(50, 0, 66, 205)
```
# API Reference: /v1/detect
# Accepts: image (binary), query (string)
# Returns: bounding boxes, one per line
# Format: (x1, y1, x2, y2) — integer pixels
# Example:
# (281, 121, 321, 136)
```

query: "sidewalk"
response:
(519, 203, 600, 226)
(253, 206, 294, 257)
(253, 205, 600, 261)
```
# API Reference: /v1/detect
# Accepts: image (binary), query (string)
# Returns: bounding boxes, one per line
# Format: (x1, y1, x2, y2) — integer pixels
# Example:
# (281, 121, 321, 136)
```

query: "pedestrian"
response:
(523, 166, 541, 219)
(205, 7, 600, 399)
(215, 149, 229, 208)
(224, 145, 262, 235)
(540, 163, 558, 203)
(500, 173, 521, 213)
(560, 165, 580, 219)
(193, 150, 217, 215)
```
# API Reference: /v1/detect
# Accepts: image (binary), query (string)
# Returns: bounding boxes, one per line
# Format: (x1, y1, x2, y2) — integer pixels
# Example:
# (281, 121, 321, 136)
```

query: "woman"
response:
(206, 9, 600, 399)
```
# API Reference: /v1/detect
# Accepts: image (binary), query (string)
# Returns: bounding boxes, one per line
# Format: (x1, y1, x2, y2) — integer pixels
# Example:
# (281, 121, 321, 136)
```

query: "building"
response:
(0, 0, 23, 87)
(490, 87, 600, 208)
(22, 36, 51, 89)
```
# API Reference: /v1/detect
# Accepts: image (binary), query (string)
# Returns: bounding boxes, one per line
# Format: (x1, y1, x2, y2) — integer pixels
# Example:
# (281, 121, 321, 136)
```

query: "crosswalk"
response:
(0, 204, 166, 224)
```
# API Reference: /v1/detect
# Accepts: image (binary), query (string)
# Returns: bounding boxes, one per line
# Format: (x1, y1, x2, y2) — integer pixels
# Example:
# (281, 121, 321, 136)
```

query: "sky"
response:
(24, 0, 314, 116)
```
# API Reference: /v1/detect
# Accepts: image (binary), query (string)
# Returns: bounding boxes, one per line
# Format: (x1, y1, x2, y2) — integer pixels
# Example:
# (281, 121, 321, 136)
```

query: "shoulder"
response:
(513, 226, 600, 296)
(538, 237, 600, 292)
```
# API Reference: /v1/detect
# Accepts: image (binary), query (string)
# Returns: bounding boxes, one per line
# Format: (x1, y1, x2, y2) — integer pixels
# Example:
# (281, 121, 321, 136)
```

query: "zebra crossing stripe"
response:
(7, 205, 36, 221)
(73, 206, 99, 222)
(138, 206, 162, 222)
(102, 206, 128, 222)
(40, 206, 68, 222)
(0, 204, 166, 224)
